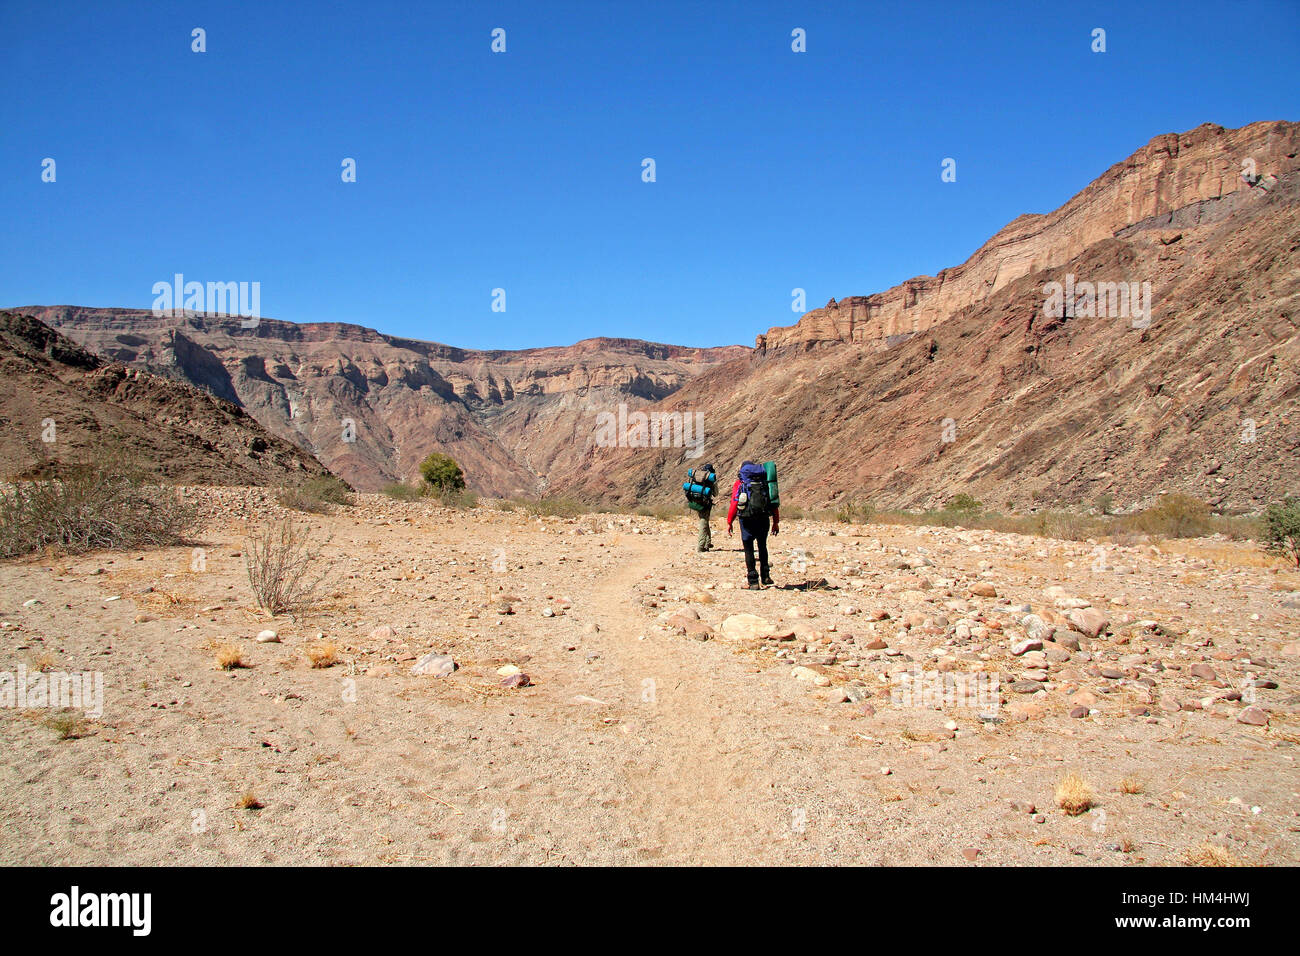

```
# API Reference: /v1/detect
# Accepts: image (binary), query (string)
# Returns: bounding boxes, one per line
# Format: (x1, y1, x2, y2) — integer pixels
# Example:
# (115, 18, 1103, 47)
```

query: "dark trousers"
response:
(739, 515, 770, 585)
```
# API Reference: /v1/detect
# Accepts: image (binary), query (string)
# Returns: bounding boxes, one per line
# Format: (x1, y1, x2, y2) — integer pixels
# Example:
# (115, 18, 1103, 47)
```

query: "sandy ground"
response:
(1, 489, 1298, 865)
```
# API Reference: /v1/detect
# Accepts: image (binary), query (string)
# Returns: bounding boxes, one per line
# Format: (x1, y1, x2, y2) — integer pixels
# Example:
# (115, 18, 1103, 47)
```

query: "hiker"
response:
(683, 462, 717, 552)
(726, 460, 780, 589)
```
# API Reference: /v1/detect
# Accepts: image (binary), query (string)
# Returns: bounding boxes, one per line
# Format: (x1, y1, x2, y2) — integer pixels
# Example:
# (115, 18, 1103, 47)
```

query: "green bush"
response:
(946, 493, 981, 514)
(1261, 497, 1300, 566)
(419, 453, 466, 493)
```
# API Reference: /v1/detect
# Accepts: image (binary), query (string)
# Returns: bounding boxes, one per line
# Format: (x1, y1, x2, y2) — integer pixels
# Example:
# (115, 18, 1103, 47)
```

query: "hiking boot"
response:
(761, 577, 774, 587)
(746, 582, 761, 590)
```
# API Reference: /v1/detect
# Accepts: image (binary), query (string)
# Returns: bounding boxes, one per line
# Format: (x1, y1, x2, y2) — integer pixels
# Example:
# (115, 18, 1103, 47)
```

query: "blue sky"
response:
(2, 0, 1297, 350)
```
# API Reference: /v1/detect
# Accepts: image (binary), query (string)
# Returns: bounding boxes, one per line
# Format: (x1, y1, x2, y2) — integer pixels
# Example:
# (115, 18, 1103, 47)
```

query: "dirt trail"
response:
(581, 537, 802, 863)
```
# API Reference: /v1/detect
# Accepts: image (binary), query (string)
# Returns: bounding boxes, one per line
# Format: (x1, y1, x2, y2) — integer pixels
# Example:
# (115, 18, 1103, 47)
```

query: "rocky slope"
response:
(24, 308, 746, 495)
(0, 311, 329, 485)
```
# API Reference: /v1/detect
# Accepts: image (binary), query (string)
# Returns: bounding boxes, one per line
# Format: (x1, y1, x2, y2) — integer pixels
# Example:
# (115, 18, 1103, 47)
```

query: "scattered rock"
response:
(411, 653, 456, 677)
(1065, 608, 1109, 639)
(1236, 706, 1268, 726)
(720, 613, 776, 642)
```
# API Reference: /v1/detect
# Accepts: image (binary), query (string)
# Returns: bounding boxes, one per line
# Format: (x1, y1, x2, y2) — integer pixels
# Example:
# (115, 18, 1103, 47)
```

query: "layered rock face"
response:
(26, 307, 747, 494)
(759, 121, 1300, 351)
(0, 311, 329, 485)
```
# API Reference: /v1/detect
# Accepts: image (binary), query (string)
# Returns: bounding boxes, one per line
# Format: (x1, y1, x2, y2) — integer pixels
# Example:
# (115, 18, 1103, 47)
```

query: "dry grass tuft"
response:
(304, 641, 340, 669)
(235, 791, 264, 810)
(214, 643, 246, 671)
(1183, 842, 1243, 867)
(1055, 772, 1096, 816)
(1119, 777, 1145, 795)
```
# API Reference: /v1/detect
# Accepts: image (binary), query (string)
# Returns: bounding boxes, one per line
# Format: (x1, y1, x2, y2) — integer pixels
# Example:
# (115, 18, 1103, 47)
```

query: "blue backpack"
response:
(683, 464, 716, 512)
(736, 462, 771, 518)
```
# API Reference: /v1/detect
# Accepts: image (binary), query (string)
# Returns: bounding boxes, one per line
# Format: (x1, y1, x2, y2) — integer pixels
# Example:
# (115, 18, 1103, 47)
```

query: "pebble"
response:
(411, 653, 456, 677)
(255, 629, 280, 643)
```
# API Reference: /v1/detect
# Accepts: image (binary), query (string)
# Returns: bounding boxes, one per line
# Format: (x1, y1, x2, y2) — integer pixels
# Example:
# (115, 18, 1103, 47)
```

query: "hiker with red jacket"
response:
(727, 460, 779, 589)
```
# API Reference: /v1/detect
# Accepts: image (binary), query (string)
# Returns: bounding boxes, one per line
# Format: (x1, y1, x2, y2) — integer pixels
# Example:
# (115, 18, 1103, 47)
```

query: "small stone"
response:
(1065, 608, 1109, 639)
(961, 847, 980, 861)
(970, 583, 997, 598)
(1236, 706, 1268, 726)
(1069, 705, 1089, 718)
(368, 625, 395, 640)
(500, 673, 531, 688)
(497, 664, 522, 677)
(411, 653, 456, 677)
(1189, 662, 1218, 681)
(790, 666, 831, 687)
(255, 629, 280, 643)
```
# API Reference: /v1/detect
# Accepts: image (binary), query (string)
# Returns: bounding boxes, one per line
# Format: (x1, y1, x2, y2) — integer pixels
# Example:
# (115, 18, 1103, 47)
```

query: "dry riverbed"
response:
(2, 489, 1298, 865)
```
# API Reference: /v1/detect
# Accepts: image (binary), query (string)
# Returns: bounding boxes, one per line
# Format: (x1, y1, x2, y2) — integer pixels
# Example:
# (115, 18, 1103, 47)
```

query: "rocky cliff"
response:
(759, 121, 1300, 352)
(24, 307, 747, 494)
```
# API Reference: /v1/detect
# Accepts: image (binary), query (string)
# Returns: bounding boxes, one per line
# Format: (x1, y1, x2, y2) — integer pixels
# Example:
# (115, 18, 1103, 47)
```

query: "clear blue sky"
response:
(2, 0, 1297, 349)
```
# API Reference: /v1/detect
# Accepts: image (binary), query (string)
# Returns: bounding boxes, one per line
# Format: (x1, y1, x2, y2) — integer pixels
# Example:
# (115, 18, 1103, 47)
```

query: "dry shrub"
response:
(1055, 772, 1096, 816)
(1124, 494, 1213, 539)
(277, 474, 352, 513)
(0, 460, 196, 559)
(244, 518, 330, 615)
(1183, 842, 1243, 867)
(304, 641, 340, 668)
(46, 712, 89, 740)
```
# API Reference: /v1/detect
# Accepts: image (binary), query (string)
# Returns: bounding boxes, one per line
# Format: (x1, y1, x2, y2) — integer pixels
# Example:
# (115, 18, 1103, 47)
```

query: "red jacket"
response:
(726, 479, 779, 528)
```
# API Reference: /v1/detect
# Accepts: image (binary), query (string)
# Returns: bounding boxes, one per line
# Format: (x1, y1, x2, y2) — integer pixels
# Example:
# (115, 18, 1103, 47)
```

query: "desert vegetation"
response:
(0, 458, 196, 559)
(243, 518, 331, 615)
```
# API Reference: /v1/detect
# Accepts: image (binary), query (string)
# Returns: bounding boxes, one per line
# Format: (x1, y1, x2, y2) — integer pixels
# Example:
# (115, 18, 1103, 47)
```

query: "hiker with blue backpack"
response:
(726, 460, 781, 589)
(683, 462, 717, 552)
